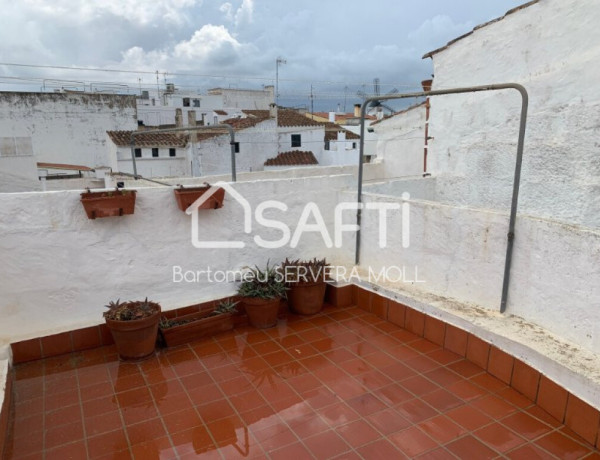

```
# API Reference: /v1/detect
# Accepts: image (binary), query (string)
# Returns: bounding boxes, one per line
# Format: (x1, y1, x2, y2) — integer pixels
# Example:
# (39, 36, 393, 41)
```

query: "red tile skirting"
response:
(0, 365, 12, 459)
(351, 285, 599, 447)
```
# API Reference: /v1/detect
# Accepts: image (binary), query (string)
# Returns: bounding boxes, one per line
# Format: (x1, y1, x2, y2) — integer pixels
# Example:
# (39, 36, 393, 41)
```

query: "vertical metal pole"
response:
(355, 100, 370, 265)
(129, 136, 138, 177)
(227, 126, 237, 182)
(500, 86, 528, 313)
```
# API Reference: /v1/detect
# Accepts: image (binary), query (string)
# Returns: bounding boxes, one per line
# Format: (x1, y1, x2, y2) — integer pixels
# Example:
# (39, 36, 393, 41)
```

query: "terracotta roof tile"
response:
(37, 162, 92, 171)
(264, 151, 318, 166)
(423, 0, 540, 59)
(107, 131, 188, 148)
(222, 115, 270, 130)
(214, 110, 228, 115)
(323, 122, 360, 141)
(242, 109, 325, 128)
(370, 101, 427, 126)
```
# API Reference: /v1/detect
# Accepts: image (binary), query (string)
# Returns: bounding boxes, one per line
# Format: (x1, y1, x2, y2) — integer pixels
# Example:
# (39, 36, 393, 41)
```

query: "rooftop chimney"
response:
(188, 111, 197, 143)
(329, 112, 336, 123)
(175, 108, 183, 128)
(269, 103, 277, 118)
(354, 104, 361, 117)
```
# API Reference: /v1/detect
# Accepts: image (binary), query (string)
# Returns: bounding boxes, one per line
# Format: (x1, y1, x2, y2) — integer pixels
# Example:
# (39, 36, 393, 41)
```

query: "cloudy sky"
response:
(0, 0, 525, 110)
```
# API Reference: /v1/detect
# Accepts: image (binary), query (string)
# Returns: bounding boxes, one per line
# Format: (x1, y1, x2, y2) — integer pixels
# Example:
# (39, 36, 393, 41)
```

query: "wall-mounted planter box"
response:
(80, 189, 137, 219)
(173, 185, 225, 212)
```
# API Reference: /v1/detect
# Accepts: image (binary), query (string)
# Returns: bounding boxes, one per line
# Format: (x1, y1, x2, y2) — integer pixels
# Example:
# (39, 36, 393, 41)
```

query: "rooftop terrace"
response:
(3, 287, 599, 459)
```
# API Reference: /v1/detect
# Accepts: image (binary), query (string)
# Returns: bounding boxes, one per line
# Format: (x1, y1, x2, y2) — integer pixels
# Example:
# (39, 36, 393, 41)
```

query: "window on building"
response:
(183, 98, 190, 107)
(291, 134, 301, 148)
(134, 148, 142, 158)
(324, 140, 330, 151)
(233, 142, 240, 153)
(193, 99, 200, 107)
(152, 148, 159, 157)
(352, 142, 357, 149)
(169, 148, 176, 157)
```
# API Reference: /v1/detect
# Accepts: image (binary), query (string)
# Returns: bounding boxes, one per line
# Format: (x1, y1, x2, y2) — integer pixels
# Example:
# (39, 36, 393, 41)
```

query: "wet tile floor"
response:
(4, 304, 600, 459)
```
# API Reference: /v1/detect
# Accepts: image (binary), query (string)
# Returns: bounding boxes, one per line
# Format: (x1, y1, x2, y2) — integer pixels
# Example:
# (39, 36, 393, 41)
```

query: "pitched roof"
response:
(264, 151, 318, 166)
(370, 101, 427, 126)
(422, 0, 540, 59)
(37, 162, 92, 171)
(310, 112, 376, 123)
(222, 114, 270, 130)
(214, 110, 228, 115)
(322, 122, 360, 141)
(107, 131, 188, 148)
(242, 109, 325, 128)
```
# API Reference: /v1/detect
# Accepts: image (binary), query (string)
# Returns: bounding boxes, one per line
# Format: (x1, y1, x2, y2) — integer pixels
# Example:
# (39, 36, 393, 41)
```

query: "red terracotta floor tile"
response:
(336, 419, 382, 448)
(446, 435, 498, 459)
(7, 306, 600, 460)
(304, 430, 352, 458)
(535, 430, 593, 459)
(474, 422, 527, 453)
(389, 426, 439, 458)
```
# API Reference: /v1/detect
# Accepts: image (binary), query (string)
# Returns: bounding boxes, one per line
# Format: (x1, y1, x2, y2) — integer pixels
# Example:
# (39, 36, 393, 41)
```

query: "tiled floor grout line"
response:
(73, 362, 91, 460)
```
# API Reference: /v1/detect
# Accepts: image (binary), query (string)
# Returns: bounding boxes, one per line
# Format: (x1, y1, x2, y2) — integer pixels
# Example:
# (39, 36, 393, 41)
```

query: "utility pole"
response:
(310, 85, 314, 119)
(275, 57, 286, 107)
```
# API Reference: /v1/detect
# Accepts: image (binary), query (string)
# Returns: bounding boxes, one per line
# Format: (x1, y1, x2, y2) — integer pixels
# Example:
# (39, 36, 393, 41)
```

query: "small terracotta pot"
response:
(173, 186, 225, 211)
(421, 79, 433, 92)
(242, 297, 281, 329)
(287, 282, 327, 315)
(105, 308, 160, 360)
(80, 190, 136, 219)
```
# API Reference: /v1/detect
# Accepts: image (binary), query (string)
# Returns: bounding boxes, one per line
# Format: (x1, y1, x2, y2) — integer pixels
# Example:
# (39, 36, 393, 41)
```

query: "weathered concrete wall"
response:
(116, 146, 191, 178)
(278, 127, 325, 158)
(0, 155, 40, 193)
(0, 92, 137, 169)
(0, 174, 354, 346)
(353, 190, 600, 353)
(372, 105, 426, 178)
(426, 0, 600, 227)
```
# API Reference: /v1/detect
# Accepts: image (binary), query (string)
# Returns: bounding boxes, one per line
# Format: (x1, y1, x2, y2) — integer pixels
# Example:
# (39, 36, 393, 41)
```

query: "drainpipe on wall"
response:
(421, 79, 433, 173)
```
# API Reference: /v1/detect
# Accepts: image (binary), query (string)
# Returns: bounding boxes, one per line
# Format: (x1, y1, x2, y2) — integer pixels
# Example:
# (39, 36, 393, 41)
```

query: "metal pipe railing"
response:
(356, 83, 529, 314)
(129, 124, 237, 182)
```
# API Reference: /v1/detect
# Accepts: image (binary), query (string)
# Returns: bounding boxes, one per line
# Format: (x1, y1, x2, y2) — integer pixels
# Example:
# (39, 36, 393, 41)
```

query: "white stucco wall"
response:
(196, 120, 278, 175)
(426, 0, 600, 228)
(116, 146, 191, 178)
(372, 105, 426, 178)
(0, 155, 40, 192)
(278, 127, 325, 157)
(0, 92, 137, 168)
(353, 190, 600, 353)
(0, 174, 354, 347)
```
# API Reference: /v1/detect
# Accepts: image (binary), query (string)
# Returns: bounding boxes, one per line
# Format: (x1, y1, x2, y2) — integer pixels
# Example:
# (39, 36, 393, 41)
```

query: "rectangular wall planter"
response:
(80, 189, 137, 219)
(173, 186, 225, 211)
(160, 310, 236, 347)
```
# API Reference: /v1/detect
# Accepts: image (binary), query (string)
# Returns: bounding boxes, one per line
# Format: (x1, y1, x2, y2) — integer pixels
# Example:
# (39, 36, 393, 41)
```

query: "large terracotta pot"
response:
(80, 190, 136, 219)
(287, 282, 327, 315)
(242, 297, 281, 329)
(105, 308, 161, 360)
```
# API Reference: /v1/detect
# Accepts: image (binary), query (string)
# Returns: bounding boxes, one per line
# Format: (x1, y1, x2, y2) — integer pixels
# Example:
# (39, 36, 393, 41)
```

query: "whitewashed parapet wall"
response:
(426, 0, 600, 228)
(0, 92, 137, 168)
(0, 175, 354, 348)
(372, 104, 426, 178)
(354, 189, 600, 353)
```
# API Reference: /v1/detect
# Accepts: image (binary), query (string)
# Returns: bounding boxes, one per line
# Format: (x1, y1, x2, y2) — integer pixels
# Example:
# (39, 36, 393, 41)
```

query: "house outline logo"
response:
(185, 181, 251, 248)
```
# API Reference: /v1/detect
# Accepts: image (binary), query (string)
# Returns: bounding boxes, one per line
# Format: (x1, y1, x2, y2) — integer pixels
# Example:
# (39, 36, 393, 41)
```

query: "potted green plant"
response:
(281, 258, 330, 315)
(238, 264, 287, 329)
(103, 298, 161, 360)
(159, 299, 239, 347)
(81, 188, 137, 219)
(173, 183, 225, 212)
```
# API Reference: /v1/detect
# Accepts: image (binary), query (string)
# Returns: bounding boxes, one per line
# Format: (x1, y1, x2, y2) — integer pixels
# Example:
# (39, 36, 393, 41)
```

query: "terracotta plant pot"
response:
(242, 297, 281, 329)
(287, 282, 327, 315)
(421, 79, 433, 92)
(80, 189, 136, 219)
(105, 307, 161, 360)
(174, 186, 225, 212)
(160, 311, 235, 347)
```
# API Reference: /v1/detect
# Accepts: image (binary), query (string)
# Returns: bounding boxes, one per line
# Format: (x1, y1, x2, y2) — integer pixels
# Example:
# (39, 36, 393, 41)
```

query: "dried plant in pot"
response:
(173, 183, 225, 212)
(281, 258, 330, 315)
(80, 188, 137, 219)
(103, 298, 161, 360)
(159, 299, 239, 347)
(237, 264, 287, 329)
